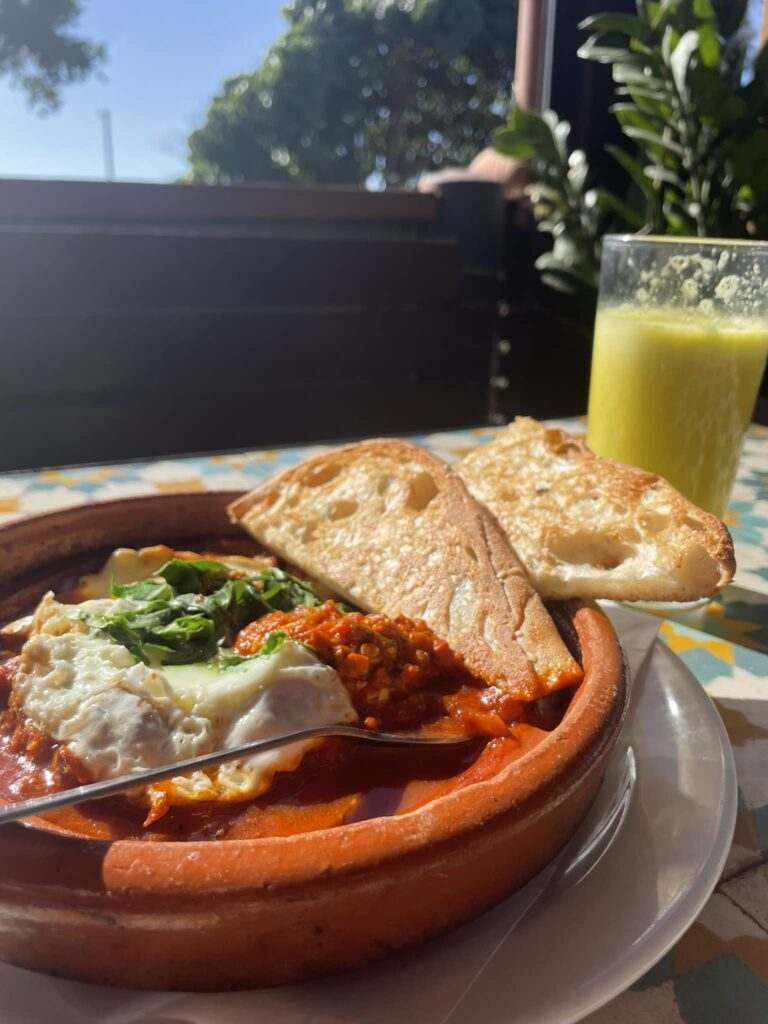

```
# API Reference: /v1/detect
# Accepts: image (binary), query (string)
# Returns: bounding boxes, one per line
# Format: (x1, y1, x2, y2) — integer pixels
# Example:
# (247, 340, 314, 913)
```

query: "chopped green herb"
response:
(155, 558, 231, 594)
(81, 559, 323, 666)
(218, 630, 291, 668)
(259, 630, 291, 656)
(111, 578, 173, 603)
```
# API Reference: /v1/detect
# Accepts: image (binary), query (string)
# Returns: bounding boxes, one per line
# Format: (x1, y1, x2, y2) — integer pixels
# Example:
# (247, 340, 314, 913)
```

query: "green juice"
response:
(587, 307, 768, 517)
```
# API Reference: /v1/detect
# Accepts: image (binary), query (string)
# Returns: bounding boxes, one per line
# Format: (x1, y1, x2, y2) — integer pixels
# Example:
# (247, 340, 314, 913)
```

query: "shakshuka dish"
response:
(0, 433, 650, 990)
(0, 545, 573, 842)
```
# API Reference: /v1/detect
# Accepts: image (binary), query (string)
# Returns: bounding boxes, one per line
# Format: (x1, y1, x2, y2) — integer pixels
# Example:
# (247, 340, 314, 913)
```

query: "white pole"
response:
(97, 109, 115, 180)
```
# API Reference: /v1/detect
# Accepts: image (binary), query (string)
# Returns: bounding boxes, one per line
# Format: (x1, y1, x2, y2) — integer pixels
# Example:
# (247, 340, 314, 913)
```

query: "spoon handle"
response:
(0, 726, 471, 827)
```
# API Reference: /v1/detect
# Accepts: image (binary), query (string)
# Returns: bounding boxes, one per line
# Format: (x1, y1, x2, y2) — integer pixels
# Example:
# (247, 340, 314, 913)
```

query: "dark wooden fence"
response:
(0, 179, 504, 471)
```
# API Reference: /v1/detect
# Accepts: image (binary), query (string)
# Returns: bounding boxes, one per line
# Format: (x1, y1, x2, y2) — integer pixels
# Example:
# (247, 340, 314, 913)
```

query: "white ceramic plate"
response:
(0, 628, 737, 1024)
(444, 633, 738, 1024)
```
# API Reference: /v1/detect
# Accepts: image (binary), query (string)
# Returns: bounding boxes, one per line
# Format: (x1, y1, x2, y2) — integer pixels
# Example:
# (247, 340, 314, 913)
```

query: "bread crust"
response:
(457, 418, 736, 602)
(229, 440, 582, 701)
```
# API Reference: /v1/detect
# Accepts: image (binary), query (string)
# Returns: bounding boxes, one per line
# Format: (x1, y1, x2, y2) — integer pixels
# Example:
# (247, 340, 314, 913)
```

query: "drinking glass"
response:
(587, 236, 768, 518)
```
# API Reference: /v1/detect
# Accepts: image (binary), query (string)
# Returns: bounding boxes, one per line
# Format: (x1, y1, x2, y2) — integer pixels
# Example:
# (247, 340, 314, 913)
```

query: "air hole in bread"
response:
(639, 510, 669, 534)
(683, 515, 705, 531)
(296, 519, 319, 543)
(304, 463, 341, 487)
(480, 613, 496, 650)
(464, 545, 479, 564)
(448, 577, 475, 632)
(680, 544, 719, 590)
(327, 499, 358, 521)
(377, 477, 392, 495)
(407, 472, 439, 511)
(550, 533, 635, 570)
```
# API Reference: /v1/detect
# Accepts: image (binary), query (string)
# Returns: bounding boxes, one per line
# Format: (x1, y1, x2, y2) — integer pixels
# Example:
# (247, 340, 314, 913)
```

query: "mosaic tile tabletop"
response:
(1, 420, 767, 1022)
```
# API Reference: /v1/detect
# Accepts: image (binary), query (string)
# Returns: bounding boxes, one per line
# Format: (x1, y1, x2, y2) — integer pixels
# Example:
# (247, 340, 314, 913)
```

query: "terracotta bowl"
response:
(0, 492, 627, 991)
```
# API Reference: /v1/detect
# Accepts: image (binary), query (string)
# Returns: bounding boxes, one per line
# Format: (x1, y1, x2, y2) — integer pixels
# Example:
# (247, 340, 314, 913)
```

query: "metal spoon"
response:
(0, 726, 477, 827)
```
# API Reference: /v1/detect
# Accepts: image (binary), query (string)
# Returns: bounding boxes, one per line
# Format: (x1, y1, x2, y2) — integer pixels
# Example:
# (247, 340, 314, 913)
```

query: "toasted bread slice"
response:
(229, 440, 582, 701)
(457, 418, 735, 602)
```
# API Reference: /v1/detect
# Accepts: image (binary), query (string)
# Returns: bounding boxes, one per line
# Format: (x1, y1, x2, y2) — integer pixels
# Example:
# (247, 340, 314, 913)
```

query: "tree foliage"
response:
(187, 0, 517, 188)
(495, 0, 768, 296)
(0, 0, 104, 112)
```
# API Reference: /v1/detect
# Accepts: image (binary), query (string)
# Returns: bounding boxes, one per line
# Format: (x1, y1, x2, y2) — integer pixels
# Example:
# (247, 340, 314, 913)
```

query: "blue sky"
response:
(0, 1, 765, 183)
(0, 0, 286, 182)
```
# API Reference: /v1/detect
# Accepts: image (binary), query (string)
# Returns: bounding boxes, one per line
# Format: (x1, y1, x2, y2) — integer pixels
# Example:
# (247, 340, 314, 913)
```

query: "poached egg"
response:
(12, 554, 357, 816)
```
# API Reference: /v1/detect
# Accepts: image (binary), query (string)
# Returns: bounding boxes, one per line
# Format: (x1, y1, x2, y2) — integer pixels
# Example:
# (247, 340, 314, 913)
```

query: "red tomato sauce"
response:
(236, 601, 524, 734)
(0, 602, 574, 843)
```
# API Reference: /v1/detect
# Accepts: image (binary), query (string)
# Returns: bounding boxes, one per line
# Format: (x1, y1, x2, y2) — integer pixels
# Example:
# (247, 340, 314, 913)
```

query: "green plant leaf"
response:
(578, 13, 650, 38)
(730, 126, 768, 202)
(591, 188, 645, 229)
(669, 30, 700, 93)
(622, 126, 686, 156)
(643, 164, 684, 187)
(605, 143, 655, 197)
(693, 0, 715, 19)
(687, 63, 732, 119)
(525, 182, 562, 203)
(611, 103, 665, 133)
(613, 62, 662, 85)
(567, 151, 589, 191)
(698, 24, 720, 68)
(711, 93, 747, 127)
(495, 0, 761, 299)
(494, 103, 557, 161)
(661, 25, 681, 64)
(493, 131, 536, 159)
(616, 86, 674, 119)
(652, 0, 680, 32)
(662, 197, 693, 232)
(536, 252, 600, 290)
(578, 33, 639, 64)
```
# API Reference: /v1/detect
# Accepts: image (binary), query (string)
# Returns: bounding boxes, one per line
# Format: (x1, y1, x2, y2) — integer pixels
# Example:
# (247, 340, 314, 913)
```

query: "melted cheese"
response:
(14, 594, 357, 806)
